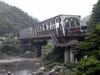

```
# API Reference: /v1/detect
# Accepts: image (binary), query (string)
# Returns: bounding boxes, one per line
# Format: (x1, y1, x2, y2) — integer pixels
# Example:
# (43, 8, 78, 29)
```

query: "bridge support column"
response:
(34, 45, 42, 57)
(37, 46, 42, 57)
(70, 49, 75, 64)
(64, 47, 70, 64)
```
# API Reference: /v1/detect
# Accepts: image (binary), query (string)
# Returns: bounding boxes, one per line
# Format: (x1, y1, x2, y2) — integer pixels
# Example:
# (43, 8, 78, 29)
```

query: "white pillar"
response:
(64, 48, 70, 64)
(70, 49, 75, 64)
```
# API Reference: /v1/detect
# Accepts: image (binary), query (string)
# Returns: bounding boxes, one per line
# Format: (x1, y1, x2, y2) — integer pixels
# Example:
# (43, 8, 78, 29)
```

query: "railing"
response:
(50, 34, 78, 47)
(50, 34, 59, 46)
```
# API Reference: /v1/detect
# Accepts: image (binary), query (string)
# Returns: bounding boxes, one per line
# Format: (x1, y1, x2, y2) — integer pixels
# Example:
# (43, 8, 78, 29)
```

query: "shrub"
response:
(77, 56, 100, 75)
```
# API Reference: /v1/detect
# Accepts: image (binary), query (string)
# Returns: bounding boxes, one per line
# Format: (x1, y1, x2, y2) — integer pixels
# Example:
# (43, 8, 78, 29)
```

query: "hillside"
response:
(0, 1, 38, 36)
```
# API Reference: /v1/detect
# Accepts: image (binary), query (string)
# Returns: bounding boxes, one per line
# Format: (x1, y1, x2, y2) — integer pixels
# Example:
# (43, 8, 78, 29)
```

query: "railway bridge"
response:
(19, 15, 87, 64)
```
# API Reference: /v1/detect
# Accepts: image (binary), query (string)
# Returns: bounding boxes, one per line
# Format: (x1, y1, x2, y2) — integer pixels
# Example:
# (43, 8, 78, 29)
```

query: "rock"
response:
(32, 71, 38, 75)
(37, 66, 45, 71)
(7, 71, 12, 75)
(32, 71, 44, 75)
(32, 66, 45, 75)
(48, 69, 57, 75)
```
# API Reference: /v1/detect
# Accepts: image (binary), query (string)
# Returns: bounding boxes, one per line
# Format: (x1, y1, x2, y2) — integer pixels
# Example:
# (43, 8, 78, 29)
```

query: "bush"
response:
(0, 34, 23, 56)
(77, 56, 100, 75)
(95, 23, 100, 34)
(75, 24, 100, 60)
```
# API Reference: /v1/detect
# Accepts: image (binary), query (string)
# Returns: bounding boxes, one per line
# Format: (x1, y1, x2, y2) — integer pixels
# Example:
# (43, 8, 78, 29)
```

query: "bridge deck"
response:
(19, 34, 87, 40)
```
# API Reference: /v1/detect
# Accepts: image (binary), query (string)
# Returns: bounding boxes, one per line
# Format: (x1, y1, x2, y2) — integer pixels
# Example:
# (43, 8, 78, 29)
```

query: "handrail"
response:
(50, 34, 59, 46)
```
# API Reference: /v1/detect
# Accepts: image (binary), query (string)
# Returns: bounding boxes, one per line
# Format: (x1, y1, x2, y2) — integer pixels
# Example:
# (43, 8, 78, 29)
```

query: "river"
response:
(0, 58, 41, 75)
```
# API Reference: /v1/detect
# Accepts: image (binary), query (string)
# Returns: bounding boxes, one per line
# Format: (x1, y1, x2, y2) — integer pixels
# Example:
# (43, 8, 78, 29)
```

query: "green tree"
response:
(0, 1, 39, 36)
(88, 0, 100, 30)
(76, 0, 100, 59)
(0, 34, 23, 56)
(76, 0, 100, 73)
(77, 56, 100, 75)
(42, 40, 54, 55)
(75, 24, 100, 60)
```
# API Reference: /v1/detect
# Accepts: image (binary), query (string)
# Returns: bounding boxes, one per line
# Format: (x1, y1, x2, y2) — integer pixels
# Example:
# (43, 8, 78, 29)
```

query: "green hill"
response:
(0, 1, 38, 36)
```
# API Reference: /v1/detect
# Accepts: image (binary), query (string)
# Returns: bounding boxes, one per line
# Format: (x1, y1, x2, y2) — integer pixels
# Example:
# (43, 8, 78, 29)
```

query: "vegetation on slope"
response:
(0, 1, 38, 36)
(76, 0, 100, 75)
(0, 34, 23, 58)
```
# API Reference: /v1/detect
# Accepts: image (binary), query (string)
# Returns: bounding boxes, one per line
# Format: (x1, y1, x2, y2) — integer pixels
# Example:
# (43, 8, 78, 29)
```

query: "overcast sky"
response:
(0, 0, 98, 21)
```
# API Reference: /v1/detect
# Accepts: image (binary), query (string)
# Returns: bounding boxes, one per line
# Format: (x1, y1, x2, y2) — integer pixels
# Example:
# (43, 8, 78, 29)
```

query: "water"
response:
(0, 69, 33, 75)
(0, 58, 41, 75)
(13, 69, 32, 75)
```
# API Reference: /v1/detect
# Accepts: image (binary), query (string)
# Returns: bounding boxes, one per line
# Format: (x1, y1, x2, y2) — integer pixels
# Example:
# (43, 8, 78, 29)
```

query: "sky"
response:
(0, 0, 98, 21)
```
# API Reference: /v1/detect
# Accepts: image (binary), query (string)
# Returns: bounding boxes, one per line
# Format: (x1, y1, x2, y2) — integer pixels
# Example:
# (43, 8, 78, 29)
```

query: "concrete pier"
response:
(64, 47, 70, 64)
(34, 45, 42, 57)
(70, 49, 74, 64)
(64, 47, 75, 64)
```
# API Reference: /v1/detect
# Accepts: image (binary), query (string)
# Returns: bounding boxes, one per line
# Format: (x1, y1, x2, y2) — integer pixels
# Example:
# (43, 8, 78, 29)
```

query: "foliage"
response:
(95, 23, 100, 34)
(0, 34, 23, 56)
(43, 41, 65, 72)
(75, 24, 100, 60)
(77, 56, 100, 75)
(44, 46, 64, 63)
(0, 1, 38, 36)
(88, 0, 100, 31)
(42, 40, 54, 55)
(76, 1, 100, 74)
